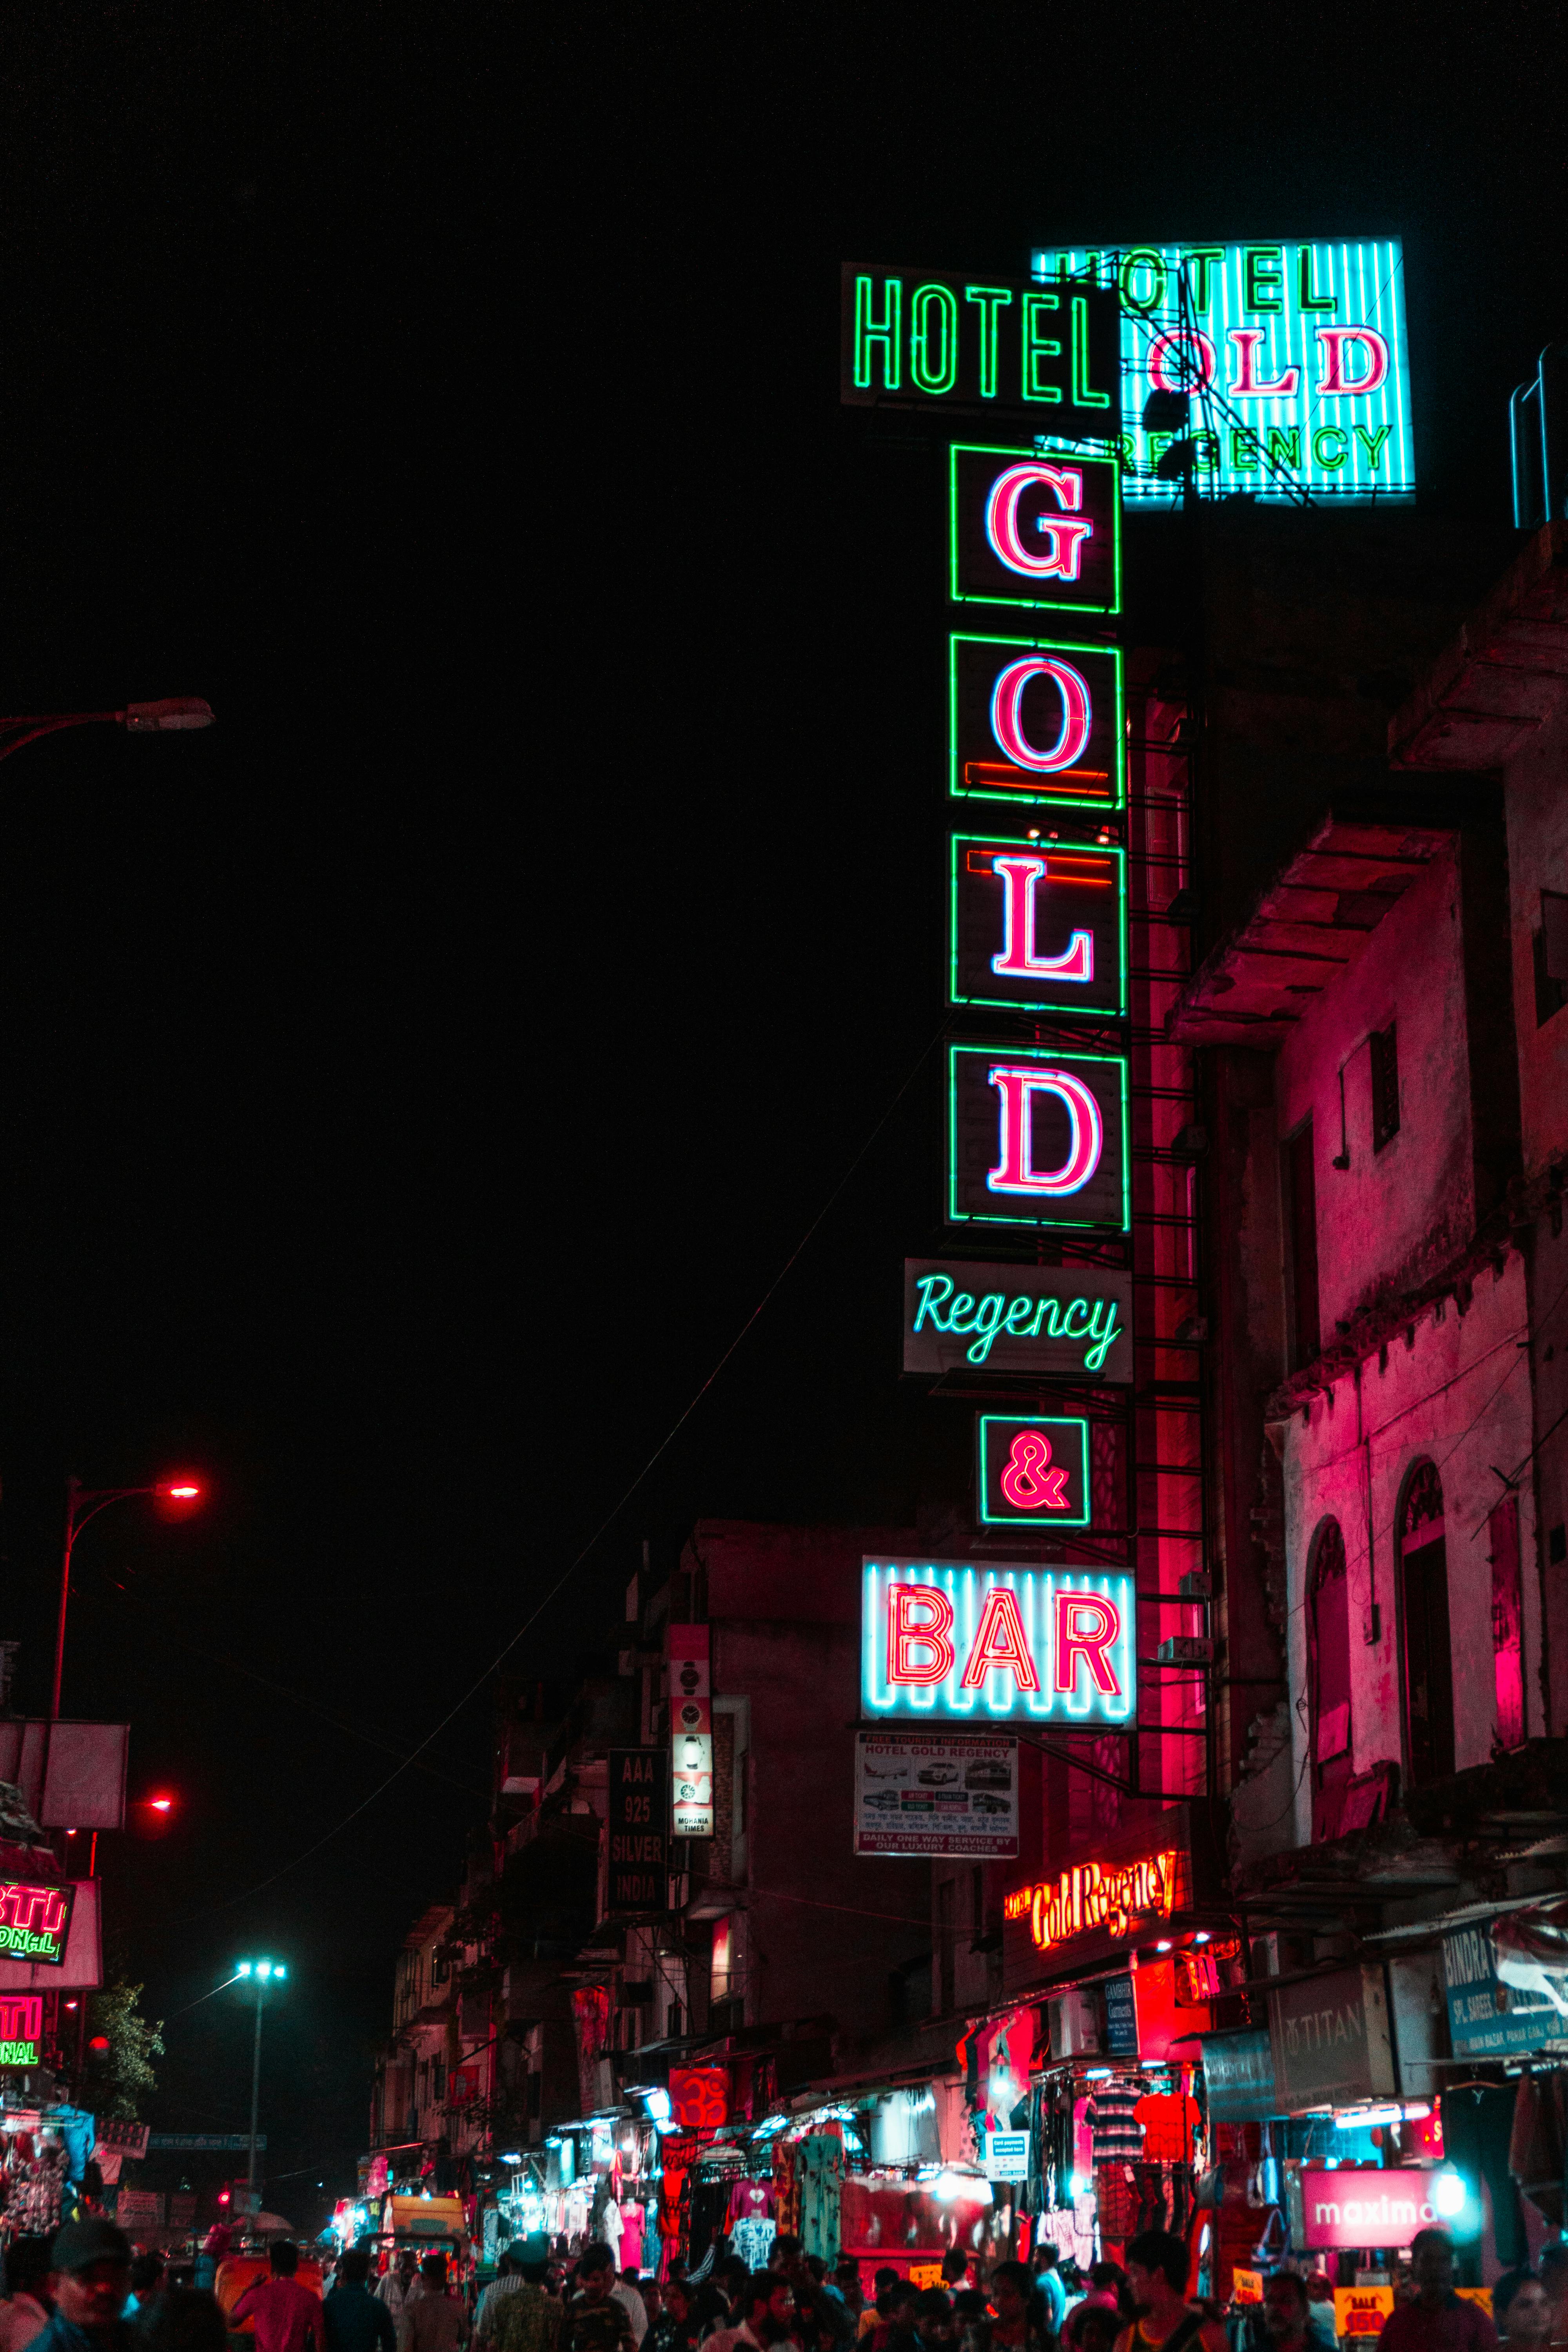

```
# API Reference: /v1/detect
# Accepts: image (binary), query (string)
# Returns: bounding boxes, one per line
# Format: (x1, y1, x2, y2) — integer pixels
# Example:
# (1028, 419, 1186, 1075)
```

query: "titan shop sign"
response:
(903, 1260, 1133, 1381)
(1267, 1964, 1395, 2112)
(949, 838, 1127, 1020)
(841, 266, 1122, 436)
(948, 1044, 1130, 1232)
(951, 635, 1124, 813)
(861, 1559, 1135, 1727)
(977, 1414, 1091, 1530)
(949, 446, 1122, 617)
(1029, 239, 1414, 506)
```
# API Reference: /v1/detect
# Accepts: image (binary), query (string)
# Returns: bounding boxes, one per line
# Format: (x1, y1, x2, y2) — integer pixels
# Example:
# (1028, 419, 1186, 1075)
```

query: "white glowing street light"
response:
(234, 1960, 289, 2200)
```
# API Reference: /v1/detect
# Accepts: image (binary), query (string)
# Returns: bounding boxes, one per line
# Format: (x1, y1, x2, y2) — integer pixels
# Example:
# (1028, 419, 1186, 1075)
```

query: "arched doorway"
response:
(1399, 1459, 1454, 1785)
(1308, 1518, 1352, 1839)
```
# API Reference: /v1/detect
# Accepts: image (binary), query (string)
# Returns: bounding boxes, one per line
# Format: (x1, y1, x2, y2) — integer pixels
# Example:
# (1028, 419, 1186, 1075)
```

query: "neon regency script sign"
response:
(862, 1560, 1134, 1726)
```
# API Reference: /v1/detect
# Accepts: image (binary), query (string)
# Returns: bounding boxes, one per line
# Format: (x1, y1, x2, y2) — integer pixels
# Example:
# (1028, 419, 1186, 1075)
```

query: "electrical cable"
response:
(176, 1019, 947, 1925)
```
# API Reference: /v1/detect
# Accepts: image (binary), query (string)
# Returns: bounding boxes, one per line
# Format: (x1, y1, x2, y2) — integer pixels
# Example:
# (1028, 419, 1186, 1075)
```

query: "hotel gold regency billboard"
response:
(1030, 239, 1413, 506)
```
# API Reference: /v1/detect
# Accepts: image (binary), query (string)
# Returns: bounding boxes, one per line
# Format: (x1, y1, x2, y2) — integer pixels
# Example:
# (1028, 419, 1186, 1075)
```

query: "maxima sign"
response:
(862, 1558, 1135, 1727)
(1030, 239, 1413, 506)
(904, 1260, 1132, 1380)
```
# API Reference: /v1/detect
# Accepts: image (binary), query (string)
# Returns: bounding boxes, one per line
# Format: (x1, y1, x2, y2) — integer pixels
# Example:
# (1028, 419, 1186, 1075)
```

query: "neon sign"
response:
(1004, 1848, 1177, 1951)
(903, 1260, 1132, 1380)
(951, 837, 1126, 1018)
(0, 1996, 42, 2067)
(0, 1882, 74, 1965)
(862, 1559, 1135, 1725)
(1028, 240, 1413, 506)
(950, 446, 1121, 614)
(978, 1415, 1091, 1528)
(951, 635, 1124, 809)
(949, 1043, 1129, 1230)
(840, 267, 1120, 435)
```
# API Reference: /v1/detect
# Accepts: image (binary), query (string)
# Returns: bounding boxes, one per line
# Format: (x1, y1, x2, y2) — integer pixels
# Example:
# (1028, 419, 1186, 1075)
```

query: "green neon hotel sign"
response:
(1029, 239, 1414, 506)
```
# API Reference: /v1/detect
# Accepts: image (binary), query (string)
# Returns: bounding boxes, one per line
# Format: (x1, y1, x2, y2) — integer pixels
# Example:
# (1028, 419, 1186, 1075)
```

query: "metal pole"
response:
(51, 1478, 79, 1720)
(248, 1979, 264, 2202)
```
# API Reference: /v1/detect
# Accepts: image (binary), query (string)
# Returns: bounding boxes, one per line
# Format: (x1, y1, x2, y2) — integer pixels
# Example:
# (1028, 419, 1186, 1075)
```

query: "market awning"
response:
(1491, 1895, 1568, 2018)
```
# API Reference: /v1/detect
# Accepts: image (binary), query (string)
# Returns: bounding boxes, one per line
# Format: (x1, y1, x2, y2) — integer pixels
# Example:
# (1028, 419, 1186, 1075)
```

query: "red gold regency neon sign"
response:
(1005, 1848, 1177, 1952)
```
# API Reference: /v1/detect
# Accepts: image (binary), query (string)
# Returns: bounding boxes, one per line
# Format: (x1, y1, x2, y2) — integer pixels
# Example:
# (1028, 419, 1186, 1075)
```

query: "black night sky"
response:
(0, 0, 1559, 2235)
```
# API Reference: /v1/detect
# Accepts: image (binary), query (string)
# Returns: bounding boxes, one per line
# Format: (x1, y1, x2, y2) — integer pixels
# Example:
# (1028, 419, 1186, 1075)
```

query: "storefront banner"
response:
(668, 1626, 714, 1838)
(1334, 2288, 1395, 2336)
(668, 2066, 730, 2130)
(854, 1732, 1018, 1856)
(1302, 2167, 1436, 2250)
(1441, 1920, 1563, 2059)
(1003, 1807, 1199, 1994)
(1200, 2025, 1278, 2121)
(1104, 1974, 1138, 2057)
(985, 2129, 1029, 2181)
(1268, 1965, 1394, 2112)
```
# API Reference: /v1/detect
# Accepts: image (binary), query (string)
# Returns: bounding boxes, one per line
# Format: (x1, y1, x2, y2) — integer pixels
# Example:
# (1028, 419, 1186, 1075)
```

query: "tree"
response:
(87, 1980, 165, 2118)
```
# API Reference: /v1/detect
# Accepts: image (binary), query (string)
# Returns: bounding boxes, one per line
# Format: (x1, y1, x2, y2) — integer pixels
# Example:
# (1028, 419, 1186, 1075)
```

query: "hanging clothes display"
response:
(795, 2134, 844, 2266)
(1088, 2080, 1146, 2162)
(771, 2138, 800, 2238)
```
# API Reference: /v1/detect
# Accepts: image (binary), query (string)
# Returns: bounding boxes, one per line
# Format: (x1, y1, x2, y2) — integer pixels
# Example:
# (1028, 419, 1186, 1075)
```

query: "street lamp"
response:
(234, 1960, 288, 2205)
(0, 699, 214, 764)
(53, 1475, 206, 1719)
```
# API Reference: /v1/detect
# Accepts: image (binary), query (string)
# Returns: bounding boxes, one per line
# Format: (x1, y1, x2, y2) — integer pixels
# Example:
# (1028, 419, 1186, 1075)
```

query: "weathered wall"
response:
(1279, 1252, 1537, 1845)
(1276, 853, 1474, 1333)
(1503, 697, 1568, 1178)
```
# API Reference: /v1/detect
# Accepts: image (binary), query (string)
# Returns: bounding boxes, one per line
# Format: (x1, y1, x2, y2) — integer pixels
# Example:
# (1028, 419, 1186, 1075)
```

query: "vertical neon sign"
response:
(950, 634, 1125, 810)
(950, 445, 1122, 615)
(948, 1043, 1130, 1232)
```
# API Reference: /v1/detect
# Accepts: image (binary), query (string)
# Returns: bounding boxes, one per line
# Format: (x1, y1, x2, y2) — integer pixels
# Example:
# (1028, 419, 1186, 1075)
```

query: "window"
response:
(1489, 1494, 1524, 1749)
(1537, 890, 1568, 1026)
(1370, 1024, 1399, 1152)
(1309, 1519, 1352, 1840)
(1283, 1118, 1321, 1368)
(1398, 1460, 1454, 1786)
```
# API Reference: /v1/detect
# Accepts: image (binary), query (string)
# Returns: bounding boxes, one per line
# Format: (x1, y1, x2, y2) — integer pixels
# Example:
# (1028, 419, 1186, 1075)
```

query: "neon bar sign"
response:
(948, 1042, 1129, 1231)
(951, 634, 1124, 810)
(0, 1881, 74, 1965)
(978, 1414, 1091, 1528)
(840, 266, 1121, 436)
(0, 1996, 42, 2069)
(1028, 240, 1413, 506)
(1004, 1848, 1177, 1950)
(950, 446, 1121, 615)
(904, 1260, 1132, 1380)
(950, 836, 1127, 1018)
(863, 1560, 1134, 1726)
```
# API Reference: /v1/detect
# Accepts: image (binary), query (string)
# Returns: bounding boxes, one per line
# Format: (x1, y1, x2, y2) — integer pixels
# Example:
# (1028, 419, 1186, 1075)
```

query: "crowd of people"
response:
(0, 2215, 1561, 2352)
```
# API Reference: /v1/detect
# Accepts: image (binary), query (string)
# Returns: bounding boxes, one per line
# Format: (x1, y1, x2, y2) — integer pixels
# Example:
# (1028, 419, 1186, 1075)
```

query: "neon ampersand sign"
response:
(986, 1063, 1104, 1196)
(984, 463, 1095, 582)
(998, 1428, 1070, 1512)
(989, 855, 1093, 982)
(989, 656, 1093, 772)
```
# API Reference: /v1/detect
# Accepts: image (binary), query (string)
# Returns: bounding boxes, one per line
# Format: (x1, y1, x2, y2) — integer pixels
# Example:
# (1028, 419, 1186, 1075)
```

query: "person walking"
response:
(323, 2252, 397, 2352)
(403, 2261, 465, 2352)
(564, 2252, 637, 2352)
(31, 2222, 138, 2352)
(230, 2244, 324, 2352)
(381, 2262, 423, 2337)
(1110, 2235, 1225, 2352)
(1376, 2234, 1498, 2352)
(482, 2242, 561, 2352)
(0, 2239, 56, 2352)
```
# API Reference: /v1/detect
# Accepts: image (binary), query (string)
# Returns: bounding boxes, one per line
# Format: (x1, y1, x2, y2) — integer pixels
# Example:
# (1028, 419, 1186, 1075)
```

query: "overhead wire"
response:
(176, 1019, 947, 1926)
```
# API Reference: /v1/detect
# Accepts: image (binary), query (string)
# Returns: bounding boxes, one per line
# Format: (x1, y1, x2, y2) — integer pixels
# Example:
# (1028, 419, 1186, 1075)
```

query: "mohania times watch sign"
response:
(903, 1259, 1131, 1380)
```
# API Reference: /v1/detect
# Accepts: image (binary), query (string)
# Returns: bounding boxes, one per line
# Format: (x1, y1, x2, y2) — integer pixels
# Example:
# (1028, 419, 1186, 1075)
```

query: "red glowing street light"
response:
(147, 1797, 174, 1813)
(52, 1475, 208, 1718)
